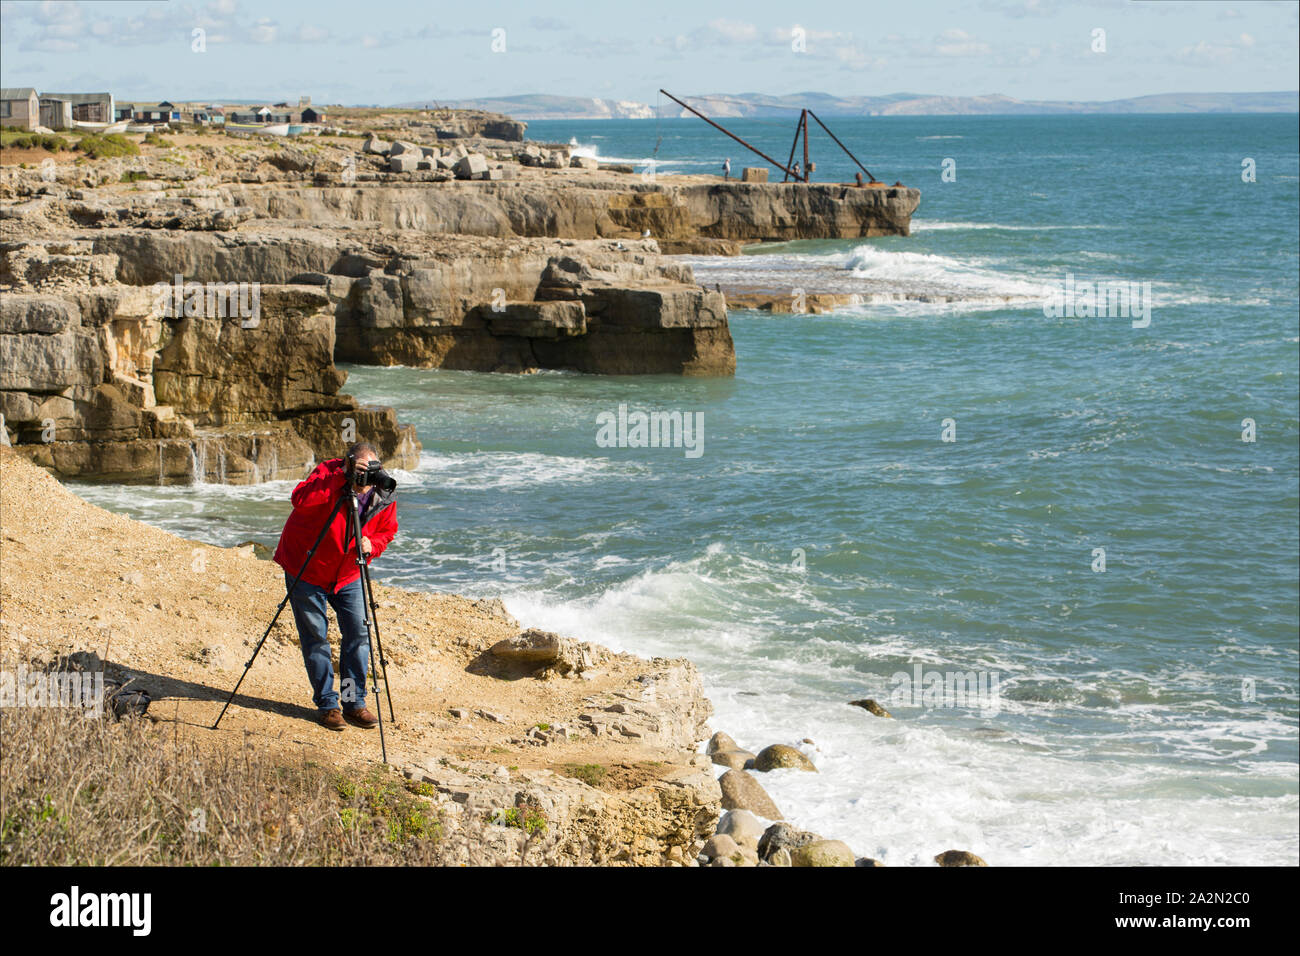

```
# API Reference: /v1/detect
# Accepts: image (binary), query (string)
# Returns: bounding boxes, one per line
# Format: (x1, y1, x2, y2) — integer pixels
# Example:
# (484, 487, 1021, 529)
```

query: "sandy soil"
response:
(0, 447, 694, 790)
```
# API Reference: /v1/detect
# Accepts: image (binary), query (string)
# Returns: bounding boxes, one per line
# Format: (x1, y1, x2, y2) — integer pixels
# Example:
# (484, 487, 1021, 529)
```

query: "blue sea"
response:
(74, 115, 1299, 865)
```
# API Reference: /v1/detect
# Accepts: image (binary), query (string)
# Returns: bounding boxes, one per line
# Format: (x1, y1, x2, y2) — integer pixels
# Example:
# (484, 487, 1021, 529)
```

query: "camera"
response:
(347, 457, 396, 492)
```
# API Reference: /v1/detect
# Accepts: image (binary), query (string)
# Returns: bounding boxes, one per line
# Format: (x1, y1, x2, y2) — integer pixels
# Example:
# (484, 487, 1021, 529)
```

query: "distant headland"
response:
(416, 90, 1299, 120)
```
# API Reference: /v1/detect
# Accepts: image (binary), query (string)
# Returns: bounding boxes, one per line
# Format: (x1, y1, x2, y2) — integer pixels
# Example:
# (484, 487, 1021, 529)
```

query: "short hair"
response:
(345, 441, 380, 473)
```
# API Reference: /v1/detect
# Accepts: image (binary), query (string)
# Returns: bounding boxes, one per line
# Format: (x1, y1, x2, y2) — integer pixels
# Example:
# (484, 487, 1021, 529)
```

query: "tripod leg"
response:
(355, 559, 387, 763)
(346, 489, 388, 765)
(366, 623, 387, 765)
(361, 558, 396, 722)
(213, 484, 349, 730)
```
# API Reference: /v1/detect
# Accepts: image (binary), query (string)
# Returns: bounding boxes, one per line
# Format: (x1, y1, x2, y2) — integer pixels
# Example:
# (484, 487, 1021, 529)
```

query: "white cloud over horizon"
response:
(1, 0, 1295, 105)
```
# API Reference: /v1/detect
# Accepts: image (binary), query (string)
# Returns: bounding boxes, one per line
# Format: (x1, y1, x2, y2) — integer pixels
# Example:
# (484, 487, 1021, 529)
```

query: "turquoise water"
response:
(74, 116, 1299, 865)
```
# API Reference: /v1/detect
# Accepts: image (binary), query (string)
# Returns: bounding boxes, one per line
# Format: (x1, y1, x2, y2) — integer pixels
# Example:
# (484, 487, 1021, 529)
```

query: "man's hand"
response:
(361, 536, 372, 556)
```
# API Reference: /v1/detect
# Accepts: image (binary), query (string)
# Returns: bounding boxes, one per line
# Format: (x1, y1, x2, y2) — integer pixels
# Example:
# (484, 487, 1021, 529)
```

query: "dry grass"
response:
(0, 659, 554, 866)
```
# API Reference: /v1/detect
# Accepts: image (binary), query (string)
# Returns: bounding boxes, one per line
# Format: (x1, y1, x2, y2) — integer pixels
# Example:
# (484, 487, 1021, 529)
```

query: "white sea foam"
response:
(695, 241, 1246, 315)
(71, 475, 296, 507)
(686, 244, 1052, 309)
(836, 244, 1050, 299)
(497, 549, 1299, 866)
(566, 140, 714, 171)
(394, 449, 649, 491)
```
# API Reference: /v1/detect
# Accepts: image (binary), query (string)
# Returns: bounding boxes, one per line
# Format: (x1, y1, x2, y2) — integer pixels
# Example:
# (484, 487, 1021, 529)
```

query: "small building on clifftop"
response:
(1, 88, 40, 130)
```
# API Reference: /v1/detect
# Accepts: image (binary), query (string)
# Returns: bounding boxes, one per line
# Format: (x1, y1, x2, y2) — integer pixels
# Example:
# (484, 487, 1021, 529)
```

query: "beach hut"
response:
(38, 97, 73, 131)
(42, 92, 115, 125)
(1, 88, 40, 130)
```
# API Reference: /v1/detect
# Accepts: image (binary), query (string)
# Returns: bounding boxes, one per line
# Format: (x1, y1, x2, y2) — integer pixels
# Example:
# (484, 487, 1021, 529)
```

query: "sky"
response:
(1, 0, 1297, 106)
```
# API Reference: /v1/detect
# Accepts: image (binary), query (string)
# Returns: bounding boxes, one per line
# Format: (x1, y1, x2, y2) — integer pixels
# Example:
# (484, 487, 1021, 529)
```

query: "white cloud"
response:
(933, 29, 992, 57)
(249, 18, 277, 44)
(1176, 32, 1257, 67)
(980, 0, 1066, 17)
(652, 19, 762, 52)
(705, 19, 759, 44)
(6, 0, 286, 51)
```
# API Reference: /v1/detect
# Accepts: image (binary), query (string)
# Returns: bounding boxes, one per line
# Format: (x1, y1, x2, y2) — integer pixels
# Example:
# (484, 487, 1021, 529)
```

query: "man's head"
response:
(345, 441, 381, 491)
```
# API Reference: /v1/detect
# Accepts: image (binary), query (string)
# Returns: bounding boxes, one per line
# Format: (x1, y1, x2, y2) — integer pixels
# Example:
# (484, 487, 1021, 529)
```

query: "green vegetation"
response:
(486, 804, 547, 836)
(561, 763, 607, 788)
(331, 768, 439, 845)
(76, 133, 139, 159)
(1, 131, 71, 151)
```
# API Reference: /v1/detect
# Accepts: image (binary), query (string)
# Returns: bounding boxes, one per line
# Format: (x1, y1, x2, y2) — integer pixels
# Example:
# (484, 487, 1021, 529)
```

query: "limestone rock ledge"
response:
(76, 227, 735, 376)
(404, 658, 721, 866)
(0, 250, 420, 483)
(405, 756, 721, 866)
(219, 179, 919, 242)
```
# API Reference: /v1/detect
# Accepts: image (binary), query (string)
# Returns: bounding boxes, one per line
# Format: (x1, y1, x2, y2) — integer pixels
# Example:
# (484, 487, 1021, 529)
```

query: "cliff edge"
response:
(0, 448, 722, 865)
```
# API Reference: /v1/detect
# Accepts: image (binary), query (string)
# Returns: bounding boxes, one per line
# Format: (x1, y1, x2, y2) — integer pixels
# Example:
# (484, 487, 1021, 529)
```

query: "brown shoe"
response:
(318, 708, 345, 731)
(344, 706, 378, 729)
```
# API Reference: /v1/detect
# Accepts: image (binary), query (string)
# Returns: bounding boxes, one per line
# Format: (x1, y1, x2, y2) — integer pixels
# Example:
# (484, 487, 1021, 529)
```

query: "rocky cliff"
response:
(216, 178, 919, 245)
(74, 227, 735, 375)
(336, 106, 527, 143)
(0, 449, 722, 865)
(0, 222, 731, 479)
(0, 125, 917, 482)
(0, 241, 420, 484)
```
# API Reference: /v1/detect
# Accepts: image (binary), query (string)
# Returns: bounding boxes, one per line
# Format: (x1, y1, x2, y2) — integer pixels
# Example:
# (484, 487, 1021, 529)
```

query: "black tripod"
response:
(213, 481, 396, 764)
(342, 483, 396, 729)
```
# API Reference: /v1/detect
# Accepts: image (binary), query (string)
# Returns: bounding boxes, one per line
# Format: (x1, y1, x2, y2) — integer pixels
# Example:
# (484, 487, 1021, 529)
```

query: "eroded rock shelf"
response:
(1, 128, 918, 483)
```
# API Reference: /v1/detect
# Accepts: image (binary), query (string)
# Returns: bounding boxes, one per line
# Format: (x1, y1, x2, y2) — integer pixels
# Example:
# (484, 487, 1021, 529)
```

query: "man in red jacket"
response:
(273, 441, 398, 731)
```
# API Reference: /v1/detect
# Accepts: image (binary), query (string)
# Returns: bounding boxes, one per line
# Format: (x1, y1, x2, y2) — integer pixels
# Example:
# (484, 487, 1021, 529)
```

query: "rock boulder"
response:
(790, 840, 856, 867)
(718, 769, 782, 820)
(753, 743, 817, 773)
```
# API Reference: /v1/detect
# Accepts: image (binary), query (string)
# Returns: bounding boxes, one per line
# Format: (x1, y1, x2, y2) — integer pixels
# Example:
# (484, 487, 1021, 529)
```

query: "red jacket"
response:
(273, 458, 398, 593)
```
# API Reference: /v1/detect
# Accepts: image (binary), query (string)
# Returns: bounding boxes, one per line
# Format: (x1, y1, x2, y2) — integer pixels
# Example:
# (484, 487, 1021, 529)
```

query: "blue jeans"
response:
(284, 573, 369, 713)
